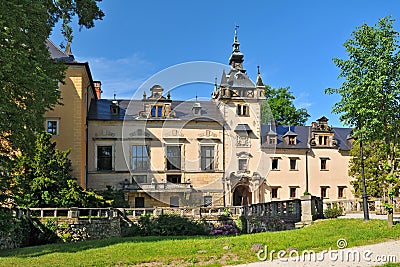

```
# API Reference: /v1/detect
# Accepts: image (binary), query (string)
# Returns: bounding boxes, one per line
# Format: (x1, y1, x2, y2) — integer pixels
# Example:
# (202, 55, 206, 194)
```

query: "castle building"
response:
(45, 32, 355, 208)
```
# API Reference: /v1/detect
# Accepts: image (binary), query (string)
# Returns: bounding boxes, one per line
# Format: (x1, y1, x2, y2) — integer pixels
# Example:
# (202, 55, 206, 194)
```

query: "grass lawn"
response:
(0, 218, 399, 266)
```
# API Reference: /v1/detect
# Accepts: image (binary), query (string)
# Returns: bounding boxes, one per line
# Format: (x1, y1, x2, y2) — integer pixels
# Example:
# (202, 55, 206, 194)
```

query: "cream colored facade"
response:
(46, 34, 355, 208)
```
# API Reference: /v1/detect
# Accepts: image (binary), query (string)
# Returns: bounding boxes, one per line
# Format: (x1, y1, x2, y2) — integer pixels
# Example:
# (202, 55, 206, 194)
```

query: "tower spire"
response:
(229, 25, 244, 70)
(256, 65, 264, 87)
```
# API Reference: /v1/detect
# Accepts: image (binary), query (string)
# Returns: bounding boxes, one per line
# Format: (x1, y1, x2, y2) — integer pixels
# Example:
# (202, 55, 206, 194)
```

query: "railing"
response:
(123, 183, 192, 192)
(15, 206, 243, 221)
(23, 207, 120, 220)
(242, 199, 302, 223)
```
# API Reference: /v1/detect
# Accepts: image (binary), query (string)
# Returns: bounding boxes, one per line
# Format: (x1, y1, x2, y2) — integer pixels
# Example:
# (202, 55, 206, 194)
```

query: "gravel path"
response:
(231, 239, 400, 267)
(231, 214, 400, 267)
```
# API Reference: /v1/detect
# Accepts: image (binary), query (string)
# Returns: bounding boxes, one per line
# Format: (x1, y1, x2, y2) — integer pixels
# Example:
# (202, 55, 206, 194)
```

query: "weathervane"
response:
(234, 25, 239, 36)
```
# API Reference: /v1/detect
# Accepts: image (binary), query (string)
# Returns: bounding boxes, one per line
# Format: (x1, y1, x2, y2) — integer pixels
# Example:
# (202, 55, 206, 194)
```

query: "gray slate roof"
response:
(261, 124, 352, 151)
(46, 39, 76, 62)
(223, 68, 255, 88)
(88, 99, 224, 123)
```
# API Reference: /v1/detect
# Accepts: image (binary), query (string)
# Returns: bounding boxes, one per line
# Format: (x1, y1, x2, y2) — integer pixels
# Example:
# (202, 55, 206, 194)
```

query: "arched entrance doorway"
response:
(233, 185, 252, 206)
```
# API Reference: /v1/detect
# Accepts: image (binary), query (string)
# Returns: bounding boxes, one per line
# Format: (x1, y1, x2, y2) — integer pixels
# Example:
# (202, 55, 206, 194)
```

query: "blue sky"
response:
(50, 0, 400, 127)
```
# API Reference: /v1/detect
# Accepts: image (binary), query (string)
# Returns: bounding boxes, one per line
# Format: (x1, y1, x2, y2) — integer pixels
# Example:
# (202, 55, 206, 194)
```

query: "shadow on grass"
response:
(0, 235, 215, 258)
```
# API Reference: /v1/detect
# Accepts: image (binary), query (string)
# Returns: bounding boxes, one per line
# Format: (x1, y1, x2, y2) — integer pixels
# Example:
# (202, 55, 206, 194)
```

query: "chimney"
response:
(94, 81, 102, 99)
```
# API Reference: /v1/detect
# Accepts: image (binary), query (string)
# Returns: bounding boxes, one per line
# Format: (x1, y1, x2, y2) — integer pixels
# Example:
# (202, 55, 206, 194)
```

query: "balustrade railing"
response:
(242, 199, 302, 222)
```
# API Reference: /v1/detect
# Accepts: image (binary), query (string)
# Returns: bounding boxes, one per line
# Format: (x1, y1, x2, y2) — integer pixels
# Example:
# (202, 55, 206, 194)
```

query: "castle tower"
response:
(213, 28, 268, 206)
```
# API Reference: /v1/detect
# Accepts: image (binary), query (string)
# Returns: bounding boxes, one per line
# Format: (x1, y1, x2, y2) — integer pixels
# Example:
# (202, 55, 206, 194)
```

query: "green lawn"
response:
(0, 219, 399, 267)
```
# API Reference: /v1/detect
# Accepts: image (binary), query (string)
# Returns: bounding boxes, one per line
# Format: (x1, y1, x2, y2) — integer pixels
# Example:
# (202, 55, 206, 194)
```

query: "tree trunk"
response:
(388, 183, 394, 227)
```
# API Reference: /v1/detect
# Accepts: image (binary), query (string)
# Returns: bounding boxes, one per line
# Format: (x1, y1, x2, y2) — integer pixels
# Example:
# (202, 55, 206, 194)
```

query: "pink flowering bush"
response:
(209, 223, 241, 236)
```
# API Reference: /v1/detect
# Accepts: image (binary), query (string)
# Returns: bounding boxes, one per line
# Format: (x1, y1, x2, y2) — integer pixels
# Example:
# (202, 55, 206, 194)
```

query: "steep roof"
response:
(46, 39, 76, 62)
(261, 124, 353, 151)
(88, 99, 224, 123)
(227, 69, 255, 88)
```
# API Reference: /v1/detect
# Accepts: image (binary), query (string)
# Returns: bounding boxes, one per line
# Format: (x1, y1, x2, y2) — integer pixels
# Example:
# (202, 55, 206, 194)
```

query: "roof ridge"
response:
(47, 38, 69, 57)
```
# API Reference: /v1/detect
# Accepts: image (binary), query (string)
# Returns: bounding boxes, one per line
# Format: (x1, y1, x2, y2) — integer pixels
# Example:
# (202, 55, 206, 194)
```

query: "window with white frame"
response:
(97, 146, 112, 171)
(166, 146, 181, 170)
(46, 119, 58, 135)
(201, 145, 215, 171)
(132, 145, 149, 171)
(271, 158, 279, 170)
(289, 158, 298, 170)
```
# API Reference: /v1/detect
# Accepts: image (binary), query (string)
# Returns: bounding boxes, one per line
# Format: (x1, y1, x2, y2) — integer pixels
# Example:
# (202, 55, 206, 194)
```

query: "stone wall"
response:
(63, 218, 121, 242)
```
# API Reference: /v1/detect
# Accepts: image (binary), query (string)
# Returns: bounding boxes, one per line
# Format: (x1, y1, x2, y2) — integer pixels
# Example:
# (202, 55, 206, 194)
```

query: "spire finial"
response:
(214, 76, 217, 86)
(234, 25, 239, 41)
(257, 65, 260, 75)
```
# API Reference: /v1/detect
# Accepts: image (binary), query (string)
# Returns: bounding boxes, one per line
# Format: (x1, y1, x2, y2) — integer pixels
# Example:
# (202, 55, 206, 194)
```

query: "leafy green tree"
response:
(326, 16, 400, 226)
(0, 0, 104, 156)
(0, 0, 103, 204)
(10, 132, 107, 208)
(261, 85, 310, 125)
(349, 140, 399, 199)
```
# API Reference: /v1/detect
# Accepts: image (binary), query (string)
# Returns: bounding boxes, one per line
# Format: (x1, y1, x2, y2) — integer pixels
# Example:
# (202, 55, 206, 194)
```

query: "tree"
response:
(261, 85, 310, 125)
(10, 132, 107, 208)
(0, 0, 104, 156)
(325, 16, 400, 226)
(349, 140, 400, 199)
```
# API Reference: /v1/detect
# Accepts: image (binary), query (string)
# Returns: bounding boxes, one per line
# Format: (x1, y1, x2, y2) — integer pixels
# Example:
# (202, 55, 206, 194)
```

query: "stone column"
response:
(300, 195, 313, 222)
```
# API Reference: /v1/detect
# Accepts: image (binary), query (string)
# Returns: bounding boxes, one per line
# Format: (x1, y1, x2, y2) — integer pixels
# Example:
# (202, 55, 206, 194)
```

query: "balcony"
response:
(124, 182, 192, 193)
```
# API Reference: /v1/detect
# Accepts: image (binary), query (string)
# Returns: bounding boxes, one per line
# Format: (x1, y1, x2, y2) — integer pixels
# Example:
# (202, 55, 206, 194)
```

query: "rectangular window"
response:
(242, 105, 248, 116)
(238, 159, 248, 170)
(320, 159, 327, 170)
(167, 146, 181, 170)
(237, 104, 249, 116)
(167, 175, 181, 184)
(133, 175, 147, 184)
(134, 197, 145, 208)
(204, 196, 213, 207)
(151, 106, 163, 117)
(170, 196, 179, 207)
(269, 137, 276, 145)
(290, 187, 297, 198)
(47, 120, 58, 135)
(289, 159, 297, 170)
(97, 146, 112, 171)
(132, 145, 149, 171)
(321, 187, 328, 198)
(201, 146, 215, 171)
(288, 136, 296, 145)
(338, 187, 345, 198)
(319, 136, 329, 145)
(272, 188, 279, 199)
(271, 158, 279, 170)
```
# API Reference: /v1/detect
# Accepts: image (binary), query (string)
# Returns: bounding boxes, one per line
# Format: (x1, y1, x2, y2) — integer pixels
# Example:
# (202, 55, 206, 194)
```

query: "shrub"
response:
(209, 223, 241, 236)
(135, 214, 209, 236)
(250, 216, 287, 233)
(324, 203, 344, 218)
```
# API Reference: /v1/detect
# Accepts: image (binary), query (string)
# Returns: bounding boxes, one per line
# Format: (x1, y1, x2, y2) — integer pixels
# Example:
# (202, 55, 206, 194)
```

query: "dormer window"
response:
(319, 135, 329, 146)
(110, 94, 120, 115)
(288, 136, 296, 145)
(111, 105, 119, 115)
(151, 105, 163, 117)
(269, 136, 276, 145)
(283, 126, 297, 145)
(237, 104, 249, 116)
(192, 102, 202, 115)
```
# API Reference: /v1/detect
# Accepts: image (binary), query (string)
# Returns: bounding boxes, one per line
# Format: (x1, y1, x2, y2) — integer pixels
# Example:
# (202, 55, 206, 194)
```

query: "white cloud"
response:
(294, 92, 312, 109)
(75, 53, 154, 99)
